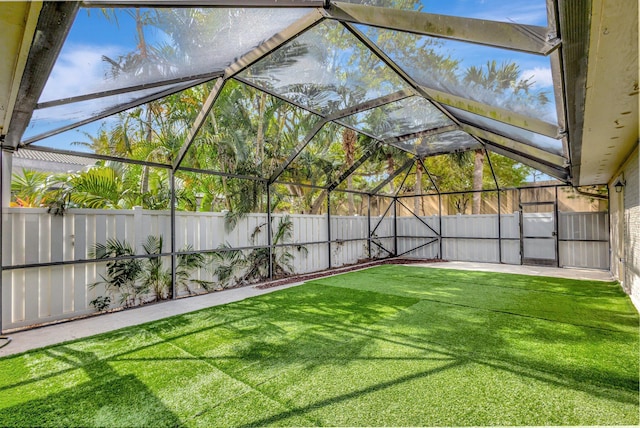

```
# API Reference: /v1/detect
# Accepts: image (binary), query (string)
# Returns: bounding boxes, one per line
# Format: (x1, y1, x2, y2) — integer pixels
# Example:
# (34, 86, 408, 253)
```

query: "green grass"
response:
(0, 265, 638, 427)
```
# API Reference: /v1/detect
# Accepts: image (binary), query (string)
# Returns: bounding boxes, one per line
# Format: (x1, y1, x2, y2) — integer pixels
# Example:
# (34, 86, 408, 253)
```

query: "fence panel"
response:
(1, 208, 609, 330)
(558, 212, 609, 269)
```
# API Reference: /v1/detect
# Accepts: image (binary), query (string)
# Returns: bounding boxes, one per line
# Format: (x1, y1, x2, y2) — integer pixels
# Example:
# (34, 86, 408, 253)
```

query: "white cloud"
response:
(40, 44, 123, 102)
(519, 67, 553, 89)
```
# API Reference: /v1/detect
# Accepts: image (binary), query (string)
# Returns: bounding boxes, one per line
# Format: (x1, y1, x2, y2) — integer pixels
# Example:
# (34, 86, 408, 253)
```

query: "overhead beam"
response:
(327, 141, 380, 191)
(4, 2, 80, 150)
(324, 1, 559, 55)
(383, 124, 458, 145)
(556, 0, 591, 185)
(486, 143, 569, 182)
(460, 124, 567, 167)
(172, 78, 225, 170)
(22, 77, 209, 145)
(224, 9, 325, 78)
(36, 70, 224, 109)
(341, 22, 466, 134)
(171, 9, 324, 170)
(370, 157, 414, 195)
(420, 86, 561, 138)
(325, 89, 413, 121)
(0, 2, 42, 138)
(82, 0, 325, 7)
(25, 144, 171, 169)
(234, 76, 324, 117)
(268, 119, 326, 184)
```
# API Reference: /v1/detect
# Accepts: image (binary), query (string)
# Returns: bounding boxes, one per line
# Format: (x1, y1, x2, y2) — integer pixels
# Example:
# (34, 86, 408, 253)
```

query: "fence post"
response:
(367, 194, 371, 258)
(0, 149, 4, 333)
(393, 197, 398, 257)
(554, 186, 560, 267)
(438, 194, 443, 259)
(498, 190, 502, 263)
(170, 171, 176, 299)
(327, 191, 332, 269)
(518, 188, 523, 265)
(133, 206, 143, 254)
(267, 183, 273, 280)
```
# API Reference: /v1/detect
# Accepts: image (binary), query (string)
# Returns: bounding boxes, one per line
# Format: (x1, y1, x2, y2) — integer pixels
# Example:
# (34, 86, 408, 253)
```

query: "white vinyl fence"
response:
(1, 208, 608, 330)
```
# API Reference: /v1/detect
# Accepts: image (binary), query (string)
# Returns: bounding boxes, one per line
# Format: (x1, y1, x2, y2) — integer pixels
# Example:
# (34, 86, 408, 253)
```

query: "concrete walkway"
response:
(0, 262, 614, 357)
(413, 261, 614, 281)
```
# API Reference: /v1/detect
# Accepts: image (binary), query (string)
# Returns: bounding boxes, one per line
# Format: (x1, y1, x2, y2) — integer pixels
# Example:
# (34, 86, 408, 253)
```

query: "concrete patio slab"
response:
(411, 261, 614, 282)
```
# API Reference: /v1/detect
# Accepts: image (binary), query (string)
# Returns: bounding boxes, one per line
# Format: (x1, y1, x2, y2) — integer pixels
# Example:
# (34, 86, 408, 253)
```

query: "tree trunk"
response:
(256, 92, 266, 163)
(386, 153, 396, 193)
(310, 189, 327, 214)
(472, 149, 484, 214)
(342, 129, 357, 216)
(414, 162, 422, 215)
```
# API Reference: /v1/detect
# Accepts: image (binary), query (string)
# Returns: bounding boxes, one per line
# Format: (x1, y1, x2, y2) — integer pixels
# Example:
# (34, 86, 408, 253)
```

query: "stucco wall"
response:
(610, 145, 640, 310)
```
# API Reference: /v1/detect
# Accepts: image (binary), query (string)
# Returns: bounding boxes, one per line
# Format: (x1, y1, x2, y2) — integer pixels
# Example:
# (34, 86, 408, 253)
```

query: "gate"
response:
(520, 201, 558, 266)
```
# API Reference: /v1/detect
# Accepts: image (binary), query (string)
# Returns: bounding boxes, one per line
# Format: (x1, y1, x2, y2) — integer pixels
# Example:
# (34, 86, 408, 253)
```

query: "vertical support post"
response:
(266, 183, 273, 280)
(367, 195, 372, 258)
(438, 193, 443, 259)
(518, 188, 524, 265)
(327, 191, 332, 269)
(0, 150, 10, 209)
(497, 190, 502, 263)
(393, 197, 398, 257)
(608, 186, 620, 270)
(485, 148, 501, 263)
(554, 186, 560, 267)
(0, 148, 4, 333)
(170, 170, 176, 299)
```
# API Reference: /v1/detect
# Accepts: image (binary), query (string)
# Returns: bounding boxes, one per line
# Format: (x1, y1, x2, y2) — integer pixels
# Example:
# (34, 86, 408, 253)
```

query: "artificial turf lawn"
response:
(0, 266, 637, 427)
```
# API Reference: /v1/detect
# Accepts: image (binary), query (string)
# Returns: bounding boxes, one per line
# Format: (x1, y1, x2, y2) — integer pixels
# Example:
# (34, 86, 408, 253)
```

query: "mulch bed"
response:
(255, 258, 447, 290)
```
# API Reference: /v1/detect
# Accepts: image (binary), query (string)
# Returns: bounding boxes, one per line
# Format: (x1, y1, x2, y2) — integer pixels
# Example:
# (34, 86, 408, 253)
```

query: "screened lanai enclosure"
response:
(0, 1, 614, 331)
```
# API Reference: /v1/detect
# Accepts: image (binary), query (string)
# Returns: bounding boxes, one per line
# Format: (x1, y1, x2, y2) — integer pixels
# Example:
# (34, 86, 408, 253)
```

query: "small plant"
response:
(90, 238, 144, 307)
(210, 243, 246, 289)
(89, 235, 206, 308)
(176, 245, 207, 294)
(90, 296, 111, 312)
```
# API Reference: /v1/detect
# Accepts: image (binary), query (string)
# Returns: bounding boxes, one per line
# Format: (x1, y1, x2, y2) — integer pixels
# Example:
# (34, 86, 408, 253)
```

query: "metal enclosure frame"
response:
(0, 0, 606, 333)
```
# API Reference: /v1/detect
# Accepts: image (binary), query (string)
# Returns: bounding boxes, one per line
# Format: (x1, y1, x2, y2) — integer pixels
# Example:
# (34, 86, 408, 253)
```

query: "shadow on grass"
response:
(0, 273, 637, 427)
(0, 346, 181, 427)
(235, 359, 466, 428)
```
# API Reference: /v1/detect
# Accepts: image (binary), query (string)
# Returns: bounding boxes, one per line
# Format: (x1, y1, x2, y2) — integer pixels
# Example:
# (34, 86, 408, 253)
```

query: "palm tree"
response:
(11, 169, 50, 207)
(463, 60, 548, 213)
(63, 162, 136, 209)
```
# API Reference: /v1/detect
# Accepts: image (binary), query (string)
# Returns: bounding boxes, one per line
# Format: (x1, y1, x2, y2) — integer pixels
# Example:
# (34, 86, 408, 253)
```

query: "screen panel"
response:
(39, 7, 311, 103)
(239, 19, 409, 115)
(358, 25, 558, 125)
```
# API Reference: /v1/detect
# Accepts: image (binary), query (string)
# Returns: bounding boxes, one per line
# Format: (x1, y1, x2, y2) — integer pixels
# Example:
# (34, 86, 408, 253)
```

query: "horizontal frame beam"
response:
(484, 142, 569, 182)
(21, 144, 172, 169)
(325, 1, 559, 55)
(22, 78, 211, 145)
(36, 71, 224, 109)
(383, 124, 458, 145)
(422, 87, 562, 138)
(461, 124, 567, 167)
(325, 89, 413, 121)
(82, 0, 326, 7)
